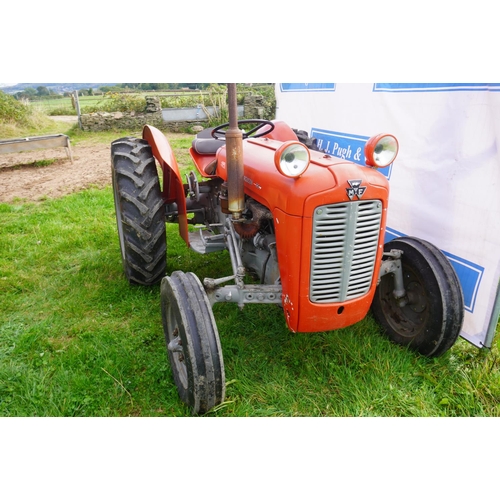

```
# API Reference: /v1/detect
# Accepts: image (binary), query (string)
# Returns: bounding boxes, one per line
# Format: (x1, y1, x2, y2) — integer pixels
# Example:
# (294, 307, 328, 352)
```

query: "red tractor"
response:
(110, 84, 464, 414)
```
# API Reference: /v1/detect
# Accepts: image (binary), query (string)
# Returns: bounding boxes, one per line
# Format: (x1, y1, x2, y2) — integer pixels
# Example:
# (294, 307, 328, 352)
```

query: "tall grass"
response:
(0, 90, 56, 138)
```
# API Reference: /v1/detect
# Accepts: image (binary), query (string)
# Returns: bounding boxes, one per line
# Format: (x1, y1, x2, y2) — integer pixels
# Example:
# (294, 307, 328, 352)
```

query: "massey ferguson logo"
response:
(346, 180, 366, 200)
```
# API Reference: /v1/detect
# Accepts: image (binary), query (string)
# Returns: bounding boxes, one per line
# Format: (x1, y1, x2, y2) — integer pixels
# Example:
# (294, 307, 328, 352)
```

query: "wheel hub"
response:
(406, 281, 426, 313)
(380, 271, 429, 339)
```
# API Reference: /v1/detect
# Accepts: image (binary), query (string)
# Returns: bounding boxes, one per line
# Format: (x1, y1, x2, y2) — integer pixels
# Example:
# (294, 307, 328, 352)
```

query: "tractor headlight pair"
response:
(274, 142, 310, 178)
(274, 134, 399, 178)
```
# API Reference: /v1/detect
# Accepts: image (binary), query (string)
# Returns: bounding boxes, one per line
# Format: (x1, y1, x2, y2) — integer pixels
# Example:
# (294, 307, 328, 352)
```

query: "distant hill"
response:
(1, 83, 116, 94)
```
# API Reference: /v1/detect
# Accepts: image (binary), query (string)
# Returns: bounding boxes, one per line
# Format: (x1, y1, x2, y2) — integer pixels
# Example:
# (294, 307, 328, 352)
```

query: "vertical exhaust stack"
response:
(225, 83, 244, 220)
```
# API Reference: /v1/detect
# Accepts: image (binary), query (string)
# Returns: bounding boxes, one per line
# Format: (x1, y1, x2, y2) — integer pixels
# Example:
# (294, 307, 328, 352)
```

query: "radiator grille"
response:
(310, 200, 382, 303)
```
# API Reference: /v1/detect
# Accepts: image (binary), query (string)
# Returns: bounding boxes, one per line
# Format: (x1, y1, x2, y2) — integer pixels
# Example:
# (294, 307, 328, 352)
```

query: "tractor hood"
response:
(215, 137, 390, 217)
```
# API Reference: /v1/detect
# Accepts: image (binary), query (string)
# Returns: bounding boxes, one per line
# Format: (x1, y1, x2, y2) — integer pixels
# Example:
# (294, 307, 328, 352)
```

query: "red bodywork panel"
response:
(145, 121, 390, 333)
(215, 139, 389, 332)
(142, 125, 190, 246)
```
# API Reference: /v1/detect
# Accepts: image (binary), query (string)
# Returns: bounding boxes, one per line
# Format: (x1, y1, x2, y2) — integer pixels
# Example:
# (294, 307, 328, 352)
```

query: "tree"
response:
(37, 86, 50, 96)
(14, 87, 37, 100)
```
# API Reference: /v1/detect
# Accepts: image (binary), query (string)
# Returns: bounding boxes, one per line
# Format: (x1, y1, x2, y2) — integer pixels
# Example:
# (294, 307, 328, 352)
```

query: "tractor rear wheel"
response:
(161, 271, 225, 414)
(371, 236, 464, 357)
(111, 137, 166, 285)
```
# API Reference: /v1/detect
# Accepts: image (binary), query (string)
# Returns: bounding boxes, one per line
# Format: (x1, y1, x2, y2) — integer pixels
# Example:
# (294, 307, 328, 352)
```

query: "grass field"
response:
(1, 127, 499, 417)
(29, 91, 228, 116)
(29, 94, 107, 115)
(29, 93, 211, 116)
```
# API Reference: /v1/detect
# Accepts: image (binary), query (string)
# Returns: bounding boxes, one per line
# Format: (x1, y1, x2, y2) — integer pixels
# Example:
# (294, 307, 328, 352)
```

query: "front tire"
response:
(372, 236, 464, 357)
(161, 271, 225, 414)
(111, 137, 166, 285)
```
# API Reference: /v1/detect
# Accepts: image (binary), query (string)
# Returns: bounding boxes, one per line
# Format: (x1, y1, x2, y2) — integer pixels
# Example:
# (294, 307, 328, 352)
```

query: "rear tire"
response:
(111, 137, 166, 285)
(372, 236, 464, 357)
(161, 271, 225, 414)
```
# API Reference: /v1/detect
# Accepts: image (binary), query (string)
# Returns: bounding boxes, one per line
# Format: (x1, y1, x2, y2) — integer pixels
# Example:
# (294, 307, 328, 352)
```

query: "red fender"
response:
(142, 125, 189, 246)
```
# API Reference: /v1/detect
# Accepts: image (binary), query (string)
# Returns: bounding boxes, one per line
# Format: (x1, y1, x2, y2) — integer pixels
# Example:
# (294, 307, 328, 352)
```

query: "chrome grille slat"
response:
(310, 200, 382, 303)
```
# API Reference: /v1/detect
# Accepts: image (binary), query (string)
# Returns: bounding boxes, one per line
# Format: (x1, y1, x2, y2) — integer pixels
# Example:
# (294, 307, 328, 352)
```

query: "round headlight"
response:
(274, 141, 310, 178)
(364, 134, 399, 168)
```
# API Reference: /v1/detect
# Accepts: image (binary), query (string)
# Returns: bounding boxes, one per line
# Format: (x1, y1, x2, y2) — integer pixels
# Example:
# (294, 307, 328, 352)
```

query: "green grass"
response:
(0, 93, 77, 140)
(30, 94, 122, 116)
(1, 181, 499, 416)
(5, 158, 58, 170)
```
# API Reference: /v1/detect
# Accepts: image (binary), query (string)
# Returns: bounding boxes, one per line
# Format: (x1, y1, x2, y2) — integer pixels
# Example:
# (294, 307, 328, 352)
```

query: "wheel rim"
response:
(165, 304, 188, 390)
(379, 265, 430, 339)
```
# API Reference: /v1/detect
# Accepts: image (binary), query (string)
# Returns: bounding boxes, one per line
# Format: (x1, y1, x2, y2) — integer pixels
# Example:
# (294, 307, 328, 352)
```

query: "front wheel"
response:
(371, 236, 464, 357)
(161, 271, 225, 414)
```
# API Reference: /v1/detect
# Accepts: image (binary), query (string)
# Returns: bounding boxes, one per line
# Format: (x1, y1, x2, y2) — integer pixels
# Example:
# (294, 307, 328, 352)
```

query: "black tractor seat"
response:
(192, 127, 225, 155)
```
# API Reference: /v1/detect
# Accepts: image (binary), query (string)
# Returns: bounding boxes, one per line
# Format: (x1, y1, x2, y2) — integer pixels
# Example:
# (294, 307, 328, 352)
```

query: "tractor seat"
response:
(192, 127, 225, 155)
(192, 137, 225, 155)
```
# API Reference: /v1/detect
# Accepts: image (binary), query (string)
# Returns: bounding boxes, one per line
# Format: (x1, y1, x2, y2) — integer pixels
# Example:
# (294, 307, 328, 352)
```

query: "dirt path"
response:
(0, 142, 112, 203)
(0, 120, 192, 203)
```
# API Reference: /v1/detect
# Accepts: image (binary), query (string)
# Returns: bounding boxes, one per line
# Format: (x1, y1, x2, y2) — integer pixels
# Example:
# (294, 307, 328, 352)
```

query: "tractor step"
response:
(189, 228, 227, 254)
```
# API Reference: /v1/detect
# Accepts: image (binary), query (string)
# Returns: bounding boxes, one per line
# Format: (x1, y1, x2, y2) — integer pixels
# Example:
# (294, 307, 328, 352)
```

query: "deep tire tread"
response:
(111, 137, 167, 285)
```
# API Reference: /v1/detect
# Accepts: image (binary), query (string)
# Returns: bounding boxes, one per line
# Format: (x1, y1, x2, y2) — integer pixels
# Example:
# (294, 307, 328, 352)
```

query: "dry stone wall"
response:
(80, 97, 165, 132)
(243, 94, 266, 119)
(80, 94, 269, 132)
(80, 110, 164, 131)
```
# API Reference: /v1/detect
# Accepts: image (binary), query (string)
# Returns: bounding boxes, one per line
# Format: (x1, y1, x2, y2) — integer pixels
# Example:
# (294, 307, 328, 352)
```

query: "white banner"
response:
(276, 83, 500, 348)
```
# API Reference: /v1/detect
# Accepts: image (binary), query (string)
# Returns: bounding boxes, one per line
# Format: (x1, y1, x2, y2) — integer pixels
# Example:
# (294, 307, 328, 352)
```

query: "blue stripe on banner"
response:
(280, 83, 336, 92)
(310, 128, 393, 179)
(373, 83, 500, 92)
(384, 227, 484, 313)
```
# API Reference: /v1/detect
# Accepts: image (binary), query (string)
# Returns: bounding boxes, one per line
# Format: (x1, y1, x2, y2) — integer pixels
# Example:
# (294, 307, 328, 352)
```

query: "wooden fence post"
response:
(73, 91, 82, 129)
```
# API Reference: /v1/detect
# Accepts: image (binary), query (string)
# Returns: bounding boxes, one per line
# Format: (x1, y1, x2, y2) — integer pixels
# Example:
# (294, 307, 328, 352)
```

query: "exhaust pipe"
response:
(225, 83, 244, 220)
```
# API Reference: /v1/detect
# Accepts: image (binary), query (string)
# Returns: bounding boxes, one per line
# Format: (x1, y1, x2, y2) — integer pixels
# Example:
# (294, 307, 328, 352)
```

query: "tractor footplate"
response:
(188, 229, 226, 254)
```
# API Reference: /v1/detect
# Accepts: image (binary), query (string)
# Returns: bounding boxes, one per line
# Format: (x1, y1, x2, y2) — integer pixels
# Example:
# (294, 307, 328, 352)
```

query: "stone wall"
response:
(80, 94, 272, 132)
(243, 94, 265, 119)
(80, 96, 165, 132)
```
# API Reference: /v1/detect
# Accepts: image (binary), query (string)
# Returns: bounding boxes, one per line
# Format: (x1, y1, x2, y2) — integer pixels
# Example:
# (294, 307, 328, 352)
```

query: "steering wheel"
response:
(211, 119, 275, 140)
